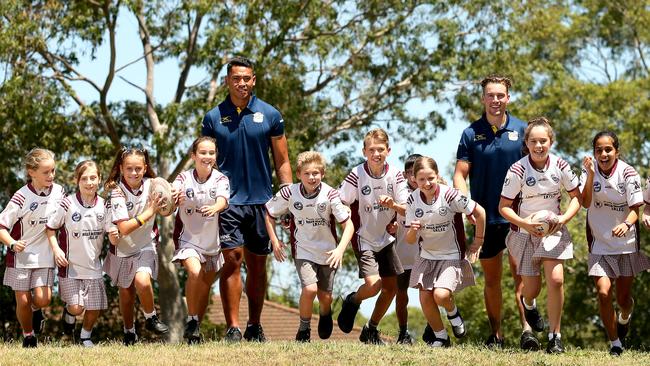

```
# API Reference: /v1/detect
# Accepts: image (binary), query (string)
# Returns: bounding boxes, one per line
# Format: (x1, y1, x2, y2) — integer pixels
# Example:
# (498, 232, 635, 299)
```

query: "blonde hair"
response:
(363, 128, 390, 148)
(296, 151, 326, 174)
(523, 117, 555, 155)
(25, 148, 55, 183)
(74, 160, 101, 185)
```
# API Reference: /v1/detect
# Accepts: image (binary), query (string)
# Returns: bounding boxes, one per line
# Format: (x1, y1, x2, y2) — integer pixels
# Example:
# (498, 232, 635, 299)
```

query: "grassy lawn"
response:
(1, 341, 649, 365)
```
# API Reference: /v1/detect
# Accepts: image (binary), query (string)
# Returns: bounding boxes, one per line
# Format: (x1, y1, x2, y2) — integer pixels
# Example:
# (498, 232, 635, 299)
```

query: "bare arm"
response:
(405, 220, 421, 244)
(46, 228, 68, 267)
(498, 196, 544, 237)
(264, 212, 286, 262)
(0, 228, 26, 252)
(326, 219, 354, 269)
(453, 160, 470, 194)
(467, 204, 486, 263)
(580, 157, 595, 208)
(271, 135, 293, 185)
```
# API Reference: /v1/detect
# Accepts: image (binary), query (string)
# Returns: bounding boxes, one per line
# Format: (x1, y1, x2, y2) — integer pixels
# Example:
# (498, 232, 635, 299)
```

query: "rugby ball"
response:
(148, 177, 176, 217)
(527, 210, 559, 236)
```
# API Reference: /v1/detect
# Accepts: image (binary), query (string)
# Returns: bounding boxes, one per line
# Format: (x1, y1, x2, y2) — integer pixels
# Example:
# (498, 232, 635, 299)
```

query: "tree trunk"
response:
(157, 215, 185, 343)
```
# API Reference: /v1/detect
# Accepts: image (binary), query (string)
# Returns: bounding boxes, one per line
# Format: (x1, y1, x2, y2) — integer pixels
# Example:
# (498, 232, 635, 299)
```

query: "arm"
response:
(498, 196, 544, 237)
(116, 197, 161, 236)
(378, 195, 406, 216)
(0, 228, 26, 253)
(200, 196, 228, 217)
(467, 204, 486, 263)
(46, 228, 68, 267)
(558, 189, 581, 225)
(580, 157, 595, 208)
(644, 204, 650, 229)
(326, 219, 354, 269)
(270, 135, 293, 185)
(612, 207, 639, 238)
(453, 160, 470, 194)
(405, 220, 421, 244)
(264, 211, 286, 262)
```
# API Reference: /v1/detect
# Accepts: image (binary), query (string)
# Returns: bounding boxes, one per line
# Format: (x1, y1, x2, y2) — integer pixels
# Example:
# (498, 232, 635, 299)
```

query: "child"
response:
(265, 151, 353, 342)
(103, 147, 169, 345)
(499, 117, 581, 354)
(392, 153, 421, 344)
(0, 148, 65, 347)
(405, 156, 485, 347)
(580, 131, 648, 356)
(46, 160, 114, 347)
(171, 137, 230, 344)
(337, 128, 409, 344)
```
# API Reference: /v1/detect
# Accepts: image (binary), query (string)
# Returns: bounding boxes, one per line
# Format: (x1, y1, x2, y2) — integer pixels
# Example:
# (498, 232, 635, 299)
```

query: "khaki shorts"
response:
(295, 258, 336, 292)
(355, 242, 404, 279)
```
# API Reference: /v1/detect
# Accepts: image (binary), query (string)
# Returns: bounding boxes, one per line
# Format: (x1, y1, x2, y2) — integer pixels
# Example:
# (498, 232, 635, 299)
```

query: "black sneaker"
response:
(484, 334, 504, 349)
(521, 296, 545, 332)
(243, 323, 266, 342)
(295, 328, 311, 342)
(123, 332, 138, 346)
(397, 329, 414, 345)
(318, 313, 333, 339)
(447, 309, 466, 338)
(520, 330, 541, 351)
(609, 345, 623, 356)
(22, 335, 37, 348)
(546, 334, 565, 354)
(32, 309, 45, 335)
(422, 324, 435, 344)
(337, 292, 360, 333)
(184, 319, 201, 344)
(224, 327, 242, 342)
(61, 307, 75, 336)
(359, 325, 384, 345)
(145, 314, 169, 334)
(427, 336, 451, 348)
(617, 315, 631, 341)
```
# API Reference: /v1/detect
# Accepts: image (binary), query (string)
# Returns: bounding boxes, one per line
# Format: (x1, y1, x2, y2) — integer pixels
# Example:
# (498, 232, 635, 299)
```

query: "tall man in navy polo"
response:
(453, 75, 538, 350)
(202, 57, 292, 342)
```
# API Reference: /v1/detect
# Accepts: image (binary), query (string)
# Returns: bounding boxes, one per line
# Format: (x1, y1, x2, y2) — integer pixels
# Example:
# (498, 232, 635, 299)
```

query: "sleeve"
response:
(338, 169, 359, 205)
(0, 192, 23, 230)
(269, 109, 285, 137)
(645, 177, 650, 204)
(328, 189, 350, 223)
(455, 128, 473, 162)
(46, 199, 67, 230)
(501, 164, 523, 200)
(447, 188, 476, 215)
(215, 174, 230, 203)
(578, 167, 588, 194)
(201, 111, 216, 137)
(393, 171, 409, 204)
(265, 186, 290, 218)
(624, 166, 643, 207)
(103, 204, 113, 232)
(172, 172, 185, 191)
(559, 159, 579, 192)
(404, 194, 416, 228)
(110, 189, 130, 224)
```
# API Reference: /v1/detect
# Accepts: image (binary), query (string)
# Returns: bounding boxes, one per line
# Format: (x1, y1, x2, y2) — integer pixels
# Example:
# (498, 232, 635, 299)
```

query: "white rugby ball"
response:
(148, 177, 176, 217)
(527, 210, 559, 236)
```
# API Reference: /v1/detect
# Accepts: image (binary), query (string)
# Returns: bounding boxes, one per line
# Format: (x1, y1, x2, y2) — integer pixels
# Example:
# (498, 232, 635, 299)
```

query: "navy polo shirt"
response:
(201, 95, 284, 205)
(456, 112, 527, 225)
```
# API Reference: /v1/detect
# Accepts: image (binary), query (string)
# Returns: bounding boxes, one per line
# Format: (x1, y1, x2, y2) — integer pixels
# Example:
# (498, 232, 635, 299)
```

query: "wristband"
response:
(9, 241, 15, 252)
(624, 220, 633, 229)
(135, 215, 145, 226)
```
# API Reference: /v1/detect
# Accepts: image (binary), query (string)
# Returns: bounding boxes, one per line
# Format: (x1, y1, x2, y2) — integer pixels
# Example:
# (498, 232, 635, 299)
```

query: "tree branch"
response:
(174, 10, 204, 104)
(98, 0, 121, 148)
(135, 5, 163, 135)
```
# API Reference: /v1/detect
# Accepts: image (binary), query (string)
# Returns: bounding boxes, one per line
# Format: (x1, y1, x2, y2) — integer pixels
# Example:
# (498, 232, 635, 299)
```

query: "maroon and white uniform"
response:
(338, 162, 409, 252)
(266, 182, 350, 265)
(109, 178, 157, 257)
(644, 177, 650, 205)
(395, 187, 418, 270)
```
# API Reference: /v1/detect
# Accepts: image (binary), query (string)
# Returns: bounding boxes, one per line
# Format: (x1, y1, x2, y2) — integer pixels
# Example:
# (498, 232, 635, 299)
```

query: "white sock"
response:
(143, 310, 156, 319)
(80, 328, 92, 339)
(124, 326, 136, 334)
(523, 298, 536, 310)
(611, 339, 622, 348)
(64, 311, 76, 324)
(434, 329, 448, 339)
(448, 307, 463, 327)
(618, 312, 631, 325)
(548, 332, 561, 340)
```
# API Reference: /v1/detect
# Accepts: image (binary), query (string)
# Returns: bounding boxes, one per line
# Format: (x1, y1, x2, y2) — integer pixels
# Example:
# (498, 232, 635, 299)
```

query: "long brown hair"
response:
(522, 117, 555, 156)
(104, 147, 156, 191)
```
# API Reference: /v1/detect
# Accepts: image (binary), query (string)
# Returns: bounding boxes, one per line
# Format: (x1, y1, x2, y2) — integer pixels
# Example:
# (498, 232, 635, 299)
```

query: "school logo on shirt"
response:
(253, 112, 264, 123)
(458, 195, 469, 209)
(209, 188, 218, 199)
(30, 202, 39, 211)
(387, 184, 394, 194)
(72, 231, 81, 239)
(361, 185, 371, 195)
(526, 177, 536, 187)
(594, 181, 602, 192)
(72, 212, 82, 222)
(185, 208, 193, 215)
(508, 131, 519, 141)
(126, 202, 134, 211)
(551, 174, 560, 184)
(594, 200, 602, 208)
(317, 202, 327, 213)
(96, 213, 105, 222)
(439, 207, 448, 216)
(294, 202, 303, 210)
(617, 183, 626, 194)
(186, 188, 195, 199)
(415, 208, 424, 218)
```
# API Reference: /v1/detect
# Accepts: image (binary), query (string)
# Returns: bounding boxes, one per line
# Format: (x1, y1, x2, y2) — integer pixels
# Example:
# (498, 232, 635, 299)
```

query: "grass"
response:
(1, 341, 649, 366)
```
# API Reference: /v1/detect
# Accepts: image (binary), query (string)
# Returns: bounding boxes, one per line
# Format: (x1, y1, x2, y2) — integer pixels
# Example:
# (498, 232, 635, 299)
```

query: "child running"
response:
(46, 160, 113, 347)
(0, 148, 65, 347)
(171, 137, 230, 344)
(580, 131, 648, 356)
(337, 128, 409, 344)
(499, 117, 581, 354)
(405, 156, 485, 347)
(103, 147, 169, 345)
(265, 151, 353, 342)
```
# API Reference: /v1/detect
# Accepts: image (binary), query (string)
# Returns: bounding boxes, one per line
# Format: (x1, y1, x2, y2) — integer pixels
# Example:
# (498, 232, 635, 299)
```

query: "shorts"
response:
(219, 204, 271, 255)
(103, 250, 158, 288)
(172, 248, 224, 273)
(409, 257, 475, 292)
(295, 259, 336, 292)
(479, 223, 510, 259)
(506, 226, 573, 276)
(59, 277, 108, 310)
(3, 267, 54, 292)
(397, 269, 412, 291)
(355, 242, 404, 279)
(588, 252, 650, 278)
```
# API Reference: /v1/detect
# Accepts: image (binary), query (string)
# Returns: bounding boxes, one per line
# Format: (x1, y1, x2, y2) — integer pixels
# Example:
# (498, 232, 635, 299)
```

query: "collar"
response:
(363, 162, 389, 179)
(528, 155, 550, 172)
(481, 112, 513, 133)
(193, 168, 213, 184)
(598, 159, 619, 179)
(300, 183, 322, 199)
(28, 183, 52, 196)
(76, 191, 98, 208)
(120, 177, 144, 195)
(419, 185, 440, 205)
(224, 94, 258, 114)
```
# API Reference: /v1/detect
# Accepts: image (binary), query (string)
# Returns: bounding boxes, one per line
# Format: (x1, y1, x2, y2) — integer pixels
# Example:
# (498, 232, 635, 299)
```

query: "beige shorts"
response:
(295, 258, 337, 292)
(355, 242, 404, 279)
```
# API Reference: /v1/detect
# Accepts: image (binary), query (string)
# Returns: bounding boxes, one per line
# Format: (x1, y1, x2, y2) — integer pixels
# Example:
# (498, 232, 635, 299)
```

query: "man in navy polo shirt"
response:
(453, 75, 539, 350)
(202, 57, 292, 342)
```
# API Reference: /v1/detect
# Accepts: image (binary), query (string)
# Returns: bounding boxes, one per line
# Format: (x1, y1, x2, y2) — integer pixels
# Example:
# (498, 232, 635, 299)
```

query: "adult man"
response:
(453, 75, 538, 350)
(201, 57, 292, 342)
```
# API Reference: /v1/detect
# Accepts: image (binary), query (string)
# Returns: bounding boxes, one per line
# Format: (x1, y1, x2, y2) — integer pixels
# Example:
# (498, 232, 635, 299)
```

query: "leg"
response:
(182, 257, 203, 317)
(299, 284, 318, 320)
(67, 304, 85, 316)
(316, 290, 333, 315)
(119, 286, 137, 329)
(419, 289, 444, 331)
(521, 274, 543, 303)
(81, 310, 101, 331)
(243, 248, 267, 325)
(480, 254, 504, 337)
(197, 270, 219, 321)
(395, 288, 409, 327)
(219, 247, 243, 328)
(543, 260, 564, 334)
(354, 274, 382, 303)
(31, 286, 52, 309)
(15, 291, 34, 333)
(433, 288, 454, 312)
(615, 276, 635, 319)
(133, 271, 155, 313)
(594, 276, 616, 341)
(369, 276, 397, 325)
(508, 253, 529, 330)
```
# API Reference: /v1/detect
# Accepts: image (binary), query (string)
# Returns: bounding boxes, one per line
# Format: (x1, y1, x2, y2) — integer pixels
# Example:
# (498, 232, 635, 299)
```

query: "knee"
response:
(433, 289, 451, 304)
(318, 291, 333, 306)
(381, 283, 397, 297)
(302, 285, 318, 298)
(223, 249, 244, 267)
(596, 287, 612, 303)
(68, 305, 84, 316)
(547, 275, 564, 289)
(484, 275, 502, 290)
(366, 278, 382, 295)
(186, 267, 202, 282)
(32, 296, 51, 309)
(134, 276, 152, 293)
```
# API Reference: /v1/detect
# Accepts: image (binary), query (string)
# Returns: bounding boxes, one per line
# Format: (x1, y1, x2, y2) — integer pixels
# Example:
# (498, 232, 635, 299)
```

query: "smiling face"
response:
(482, 82, 510, 120)
(226, 65, 256, 105)
(28, 158, 56, 190)
(192, 140, 217, 175)
(363, 138, 390, 172)
(526, 125, 553, 166)
(594, 135, 618, 173)
(120, 155, 147, 189)
(415, 167, 439, 197)
(78, 166, 100, 197)
(298, 162, 323, 194)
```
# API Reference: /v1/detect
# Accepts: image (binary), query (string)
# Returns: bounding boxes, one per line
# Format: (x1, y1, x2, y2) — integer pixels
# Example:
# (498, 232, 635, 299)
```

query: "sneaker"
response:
(224, 327, 242, 342)
(484, 334, 504, 349)
(337, 292, 360, 333)
(184, 319, 201, 344)
(32, 309, 45, 335)
(447, 309, 466, 338)
(145, 314, 169, 334)
(397, 329, 414, 345)
(422, 324, 435, 345)
(22, 335, 37, 348)
(318, 313, 333, 339)
(427, 336, 451, 348)
(546, 334, 565, 354)
(521, 296, 545, 332)
(359, 325, 385, 345)
(123, 332, 138, 346)
(295, 328, 311, 342)
(520, 330, 541, 351)
(80, 338, 95, 347)
(609, 345, 623, 356)
(61, 308, 75, 336)
(617, 314, 631, 341)
(243, 323, 266, 342)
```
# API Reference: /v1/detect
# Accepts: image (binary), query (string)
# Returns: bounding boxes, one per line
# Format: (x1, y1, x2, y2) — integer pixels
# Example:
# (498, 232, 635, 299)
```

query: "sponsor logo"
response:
(439, 207, 448, 216)
(474, 134, 487, 141)
(458, 195, 469, 208)
(415, 208, 424, 218)
(112, 203, 120, 211)
(220, 116, 232, 124)
(551, 174, 560, 183)
(30, 219, 37, 226)
(293, 202, 303, 210)
(361, 185, 371, 195)
(504, 178, 510, 186)
(525, 176, 536, 187)
(186, 188, 195, 199)
(594, 200, 602, 208)
(297, 219, 305, 226)
(387, 183, 394, 194)
(30, 202, 39, 211)
(126, 202, 134, 211)
(219, 234, 232, 242)
(508, 131, 519, 141)
(365, 205, 372, 213)
(209, 188, 218, 199)
(594, 181, 601, 192)
(272, 196, 278, 201)
(72, 212, 82, 222)
(632, 180, 641, 192)
(317, 202, 327, 213)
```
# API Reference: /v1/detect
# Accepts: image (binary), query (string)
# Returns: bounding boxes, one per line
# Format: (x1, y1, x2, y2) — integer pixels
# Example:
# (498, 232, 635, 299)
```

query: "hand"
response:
(409, 220, 422, 231)
(378, 195, 395, 209)
(10, 240, 26, 253)
(53, 247, 68, 267)
(172, 188, 185, 206)
(199, 204, 221, 217)
(271, 240, 287, 262)
(644, 214, 650, 229)
(582, 156, 595, 176)
(521, 220, 545, 238)
(326, 247, 344, 269)
(146, 192, 164, 214)
(386, 221, 398, 235)
(612, 223, 629, 238)
(466, 237, 483, 264)
(108, 228, 121, 245)
(280, 214, 292, 230)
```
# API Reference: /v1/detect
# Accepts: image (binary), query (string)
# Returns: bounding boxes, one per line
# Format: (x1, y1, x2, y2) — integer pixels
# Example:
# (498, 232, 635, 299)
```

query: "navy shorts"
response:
(478, 223, 510, 260)
(219, 204, 272, 255)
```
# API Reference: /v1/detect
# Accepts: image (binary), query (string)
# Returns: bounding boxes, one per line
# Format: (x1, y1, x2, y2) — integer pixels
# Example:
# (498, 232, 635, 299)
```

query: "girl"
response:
(0, 148, 65, 347)
(499, 117, 581, 354)
(46, 160, 114, 347)
(103, 147, 169, 345)
(171, 137, 229, 344)
(580, 131, 648, 356)
(405, 156, 485, 347)
(265, 151, 353, 342)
